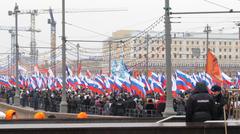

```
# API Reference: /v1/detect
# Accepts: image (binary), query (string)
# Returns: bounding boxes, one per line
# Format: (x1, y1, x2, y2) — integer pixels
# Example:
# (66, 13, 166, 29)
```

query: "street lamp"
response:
(60, 0, 67, 113)
(204, 25, 211, 55)
(8, 3, 20, 106)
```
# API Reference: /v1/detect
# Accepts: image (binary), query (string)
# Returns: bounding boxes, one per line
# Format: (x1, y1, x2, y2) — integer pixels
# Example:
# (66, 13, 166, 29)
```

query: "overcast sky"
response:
(0, 0, 240, 64)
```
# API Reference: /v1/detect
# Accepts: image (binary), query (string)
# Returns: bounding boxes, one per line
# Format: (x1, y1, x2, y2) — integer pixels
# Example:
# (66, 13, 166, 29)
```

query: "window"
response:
(162, 54, 164, 58)
(229, 55, 231, 59)
(144, 54, 147, 58)
(174, 41, 177, 44)
(134, 54, 136, 58)
(186, 41, 189, 44)
(224, 49, 226, 52)
(179, 41, 182, 44)
(139, 54, 142, 58)
(187, 54, 189, 58)
(192, 41, 194, 44)
(236, 55, 238, 59)
(152, 47, 154, 51)
(134, 47, 136, 51)
(213, 48, 215, 52)
(236, 49, 238, 52)
(219, 48, 222, 52)
(187, 48, 189, 51)
(157, 54, 159, 58)
(139, 47, 141, 50)
(219, 41, 221, 45)
(219, 55, 222, 59)
(229, 49, 231, 52)
(157, 47, 160, 51)
(152, 54, 154, 58)
(213, 41, 215, 45)
(236, 42, 238, 45)
(224, 55, 226, 59)
(179, 54, 182, 58)
(229, 42, 231, 45)
(203, 55, 205, 59)
(144, 47, 147, 50)
(174, 54, 177, 58)
(203, 41, 205, 45)
(224, 42, 226, 45)
(196, 41, 199, 45)
(179, 47, 182, 51)
(174, 48, 177, 51)
(162, 47, 165, 51)
(203, 48, 205, 52)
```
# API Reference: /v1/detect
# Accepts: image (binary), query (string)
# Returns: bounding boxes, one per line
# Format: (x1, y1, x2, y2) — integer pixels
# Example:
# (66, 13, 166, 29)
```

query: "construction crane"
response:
(0, 26, 40, 76)
(8, 8, 127, 74)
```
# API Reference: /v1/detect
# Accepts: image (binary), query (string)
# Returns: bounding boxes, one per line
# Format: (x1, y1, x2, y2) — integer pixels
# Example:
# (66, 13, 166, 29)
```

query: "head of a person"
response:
(194, 82, 208, 93)
(211, 85, 222, 96)
(34, 112, 46, 120)
(77, 112, 88, 119)
(5, 109, 16, 120)
(148, 99, 153, 104)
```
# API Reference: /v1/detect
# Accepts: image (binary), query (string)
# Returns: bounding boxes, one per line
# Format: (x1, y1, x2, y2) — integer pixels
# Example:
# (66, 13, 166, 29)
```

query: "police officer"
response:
(211, 85, 227, 120)
(186, 82, 215, 122)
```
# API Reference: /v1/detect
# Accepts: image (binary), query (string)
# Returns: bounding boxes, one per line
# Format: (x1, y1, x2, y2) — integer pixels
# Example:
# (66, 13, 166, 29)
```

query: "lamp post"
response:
(8, 3, 20, 106)
(204, 24, 211, 55)
(164, 0, 175, 115)
(60, 0, 67, 112)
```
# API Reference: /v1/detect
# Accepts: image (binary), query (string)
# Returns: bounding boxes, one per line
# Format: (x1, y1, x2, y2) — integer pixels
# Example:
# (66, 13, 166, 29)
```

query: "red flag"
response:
(205, 49, 222, 85)
(86, 69, 92, 78)
(77, 64, 82, 76)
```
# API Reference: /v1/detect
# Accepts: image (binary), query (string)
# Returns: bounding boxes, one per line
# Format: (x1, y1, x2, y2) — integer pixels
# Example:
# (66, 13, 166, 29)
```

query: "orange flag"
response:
(205, 49, 222, 84)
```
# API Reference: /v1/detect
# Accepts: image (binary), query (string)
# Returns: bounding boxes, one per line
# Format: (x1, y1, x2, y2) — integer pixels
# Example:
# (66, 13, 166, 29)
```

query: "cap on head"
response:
(195, 82, 207, 91)
(211, 85, 222, 92)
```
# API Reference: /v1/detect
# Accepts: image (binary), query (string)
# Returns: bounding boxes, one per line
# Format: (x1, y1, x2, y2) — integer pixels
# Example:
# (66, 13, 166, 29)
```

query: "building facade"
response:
(103, 30, 240, 76)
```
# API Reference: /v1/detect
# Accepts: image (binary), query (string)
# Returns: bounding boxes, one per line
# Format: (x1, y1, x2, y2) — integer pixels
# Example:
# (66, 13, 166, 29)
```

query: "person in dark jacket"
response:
(186, 82, 215, 122)
(145, 99, 156, 116)
(211, 85, 227, 120)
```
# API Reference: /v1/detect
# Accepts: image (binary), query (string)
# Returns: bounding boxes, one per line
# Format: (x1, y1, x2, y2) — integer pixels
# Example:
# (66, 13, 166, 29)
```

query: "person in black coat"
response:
(211, 85, 227, 120)
(186, 82, 215, 122)
(145, 99, 156, 116)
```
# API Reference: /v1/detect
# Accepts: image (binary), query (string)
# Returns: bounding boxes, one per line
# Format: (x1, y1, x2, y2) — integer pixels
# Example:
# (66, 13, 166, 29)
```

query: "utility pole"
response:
(109, 42, 111, 75)
(77, 43, 79, 74)
(36, 49, 38, 65)
(60, 0, 67, 113)
(146, 34, 149, 75)
(204, 25, 211, 56)
(164, 0, 174, 114)
(11, 3, 20, 106)
(7, 55, 10, 76)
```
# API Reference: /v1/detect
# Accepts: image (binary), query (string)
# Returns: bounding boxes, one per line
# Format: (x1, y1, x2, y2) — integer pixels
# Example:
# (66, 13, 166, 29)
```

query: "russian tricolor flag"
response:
(130, 76, 146, 97)
(176, 77, 188, 91)
(141, 74, 152, 93)
(151, 79, 165, 95)
(176, 70, 194, 89)
(222, 72, 233, 86)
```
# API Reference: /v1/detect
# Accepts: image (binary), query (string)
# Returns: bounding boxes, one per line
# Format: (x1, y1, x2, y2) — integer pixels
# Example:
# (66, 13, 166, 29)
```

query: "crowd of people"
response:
(0, 86, 167, 117)
(0, 81, 231, 122)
